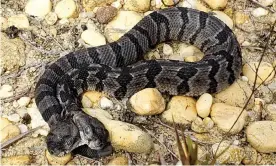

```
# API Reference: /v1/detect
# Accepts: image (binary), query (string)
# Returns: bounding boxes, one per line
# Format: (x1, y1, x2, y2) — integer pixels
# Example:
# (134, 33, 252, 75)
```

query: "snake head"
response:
(46, 114, 82, 156)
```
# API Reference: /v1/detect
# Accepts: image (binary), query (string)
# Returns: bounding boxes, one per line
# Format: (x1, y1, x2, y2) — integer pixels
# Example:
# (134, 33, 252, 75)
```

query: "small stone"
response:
(242, 146, 258, 165)
(46, 150, 72, 165)
(96, 6, 118, 24)
(211, 103, 248, 134)
(17, 96, 31, 107)
(243, 62, 275, 84)
(0, 125, 21, 142)
(7, 114, 20, 122)
(107, 156, 128, 165)
(100, 97, 114, 109)
(18, 124, 28, 133)
(105, 11, 142, 42)
(213, 11, 234, 29)
(265, 104, 276, 121)
(184, 56, 198, 62)
(84, 108, 153, 153)
(0, 117, 12, 130)
(252, 7, 269, 17)
(124, 0, 150, 12)
(27, 107, 50, 136)
(241, 76, 249, 82)
(191, 117, 207, 133)
(163, 44, 173, 56)
(82, 91, 105, 108)
(45, 12, 58, 25)
(0, 84, 14, 98)
(246, 121, 276, 153)
(55, 0, 78, 19)
(8, 14, 29, 29)
(234, 12, 249, 25)
(215, 80, 254, 109)
(130, 88, 165, 115)
(16, 108, 28, 118)
(162, 96, 197, 125)
(212, 141, 245, 164)
(203, 117, 214, 129)
(1, 155, 31, 165)
(203, 0, 227, 9)
(196, 93, 213, 118)
(258, 0, 274, 6)
(81, 29, 106, 46)
(25, 0, 52, 17)
(82, 0, 115, 12)
(111, 0, 122, 9)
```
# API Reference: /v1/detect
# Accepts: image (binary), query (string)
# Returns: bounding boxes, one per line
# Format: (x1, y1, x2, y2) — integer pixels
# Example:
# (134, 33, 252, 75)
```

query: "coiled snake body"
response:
(35, 7, 242, 158)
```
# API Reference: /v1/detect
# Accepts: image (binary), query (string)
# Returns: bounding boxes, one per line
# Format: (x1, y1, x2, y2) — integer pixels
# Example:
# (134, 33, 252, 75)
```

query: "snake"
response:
(35, 7, 242, 158)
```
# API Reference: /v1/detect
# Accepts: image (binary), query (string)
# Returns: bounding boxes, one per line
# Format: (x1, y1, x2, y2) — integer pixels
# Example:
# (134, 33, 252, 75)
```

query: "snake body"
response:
(35, 7, 242, 157)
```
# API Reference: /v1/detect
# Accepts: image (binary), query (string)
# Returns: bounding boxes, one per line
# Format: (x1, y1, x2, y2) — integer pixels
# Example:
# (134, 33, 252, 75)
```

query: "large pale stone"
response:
(25, 0, 52, 17)
(124, 0, 150, 12)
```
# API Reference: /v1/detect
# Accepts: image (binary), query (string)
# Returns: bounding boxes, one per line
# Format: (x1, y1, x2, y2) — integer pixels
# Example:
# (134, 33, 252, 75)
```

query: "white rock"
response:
(84, 108, 153, 153)
(7, 114, 20, 122)
(246, 121, 276, 153)
(211, 103, 248, 134)
(196, 93, 213, 118)
(81, 30, 106, 47)
(213, 11, 234, 29)
(0, 84, 13, 98)
(111, 0, 122, 9)
(162, 96, 197, 125)
(203, 117, 214, 129)
(252, 7, 269, 17)
(18, 124, 28, 133)
(16, 108, 28, 118)
(8, 14, 30, 29)
(203, 0, 227, 9)
(100, 97, 114, 109)
(45, 12, 58, 25)
(105, 11, 143, 42)
(25, 0, 52, 17)
(258, 0, 274, 6)
(17, 97, 31, 107)
(55, 0, 78, 19)
(241, 76, 248, 82)
(124, 0, 150, 12)
(163, 44, 173, 56)
(27, 107, 49, 136)
(130, 88, 166, 115)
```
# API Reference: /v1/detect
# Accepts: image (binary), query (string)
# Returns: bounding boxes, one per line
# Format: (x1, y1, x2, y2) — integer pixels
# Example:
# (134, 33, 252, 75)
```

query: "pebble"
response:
(107, 156, 129, 165)
(7, 113, 20, 122)
(105, 11, 142, 42)
(242, 146, 258, 165)
(246, 121, 276, 153)
(84, 108, 153, 153)
(162, 96, 197, 125)
(191, 117, 207, 133)
(16, 108, 28, 118)
(0, 124, 21, 142)
(0, 117, 12, 130)
(213, 11, 234, 29)
(100, 97, 114, 109)
(211, 103, 248, 134)
(241, 76, 249, 82)
(258, 0, 274, 6)
(17, 96, 31, 107)
(129, 88, 166, 115)
(203, 117, 214, 129)
(0, 84, 13, 98)
(96, 6, 118, 24)
(243, 62, 275, 84)
(234, 12, 249, 25)
(27, 107, 50, 136)
(55, 0, 78, 19)
(82, 0, 115, 11)
(252, 7, 269, 17)
(111, 0, 122, 9)
(265, 104, 276, 121)
(1, 155, 31, 165)
(45, 150, 72, 165)
(8, 14, 30, 29)
(45, 12, 58, 25)
(25, 0, 52, 17)
(212, 141, 245, 164)
(163, 44, 173, 56)
(81, 29, 106, 46)
(124, 0, 150, 12)
(203, 0, 227, 9)
(196, 93, 213, 118)
(81, 91, 105, 108)
(18, 124, 28, 133)
(215, 80, 254, 109)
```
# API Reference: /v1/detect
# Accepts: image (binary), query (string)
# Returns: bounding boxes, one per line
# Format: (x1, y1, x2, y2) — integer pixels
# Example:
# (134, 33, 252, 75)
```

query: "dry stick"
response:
(1, 126, 42, 149)
(213, 19, 276, 160)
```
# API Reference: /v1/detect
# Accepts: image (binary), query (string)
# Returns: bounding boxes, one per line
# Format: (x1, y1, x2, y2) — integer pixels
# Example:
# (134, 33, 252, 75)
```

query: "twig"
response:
(248, 0, 276, 13)
(1, 126, 42, 149)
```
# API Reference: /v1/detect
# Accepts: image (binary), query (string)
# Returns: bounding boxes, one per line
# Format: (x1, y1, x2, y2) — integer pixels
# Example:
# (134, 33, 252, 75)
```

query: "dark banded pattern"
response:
(35, 7, 242, 158)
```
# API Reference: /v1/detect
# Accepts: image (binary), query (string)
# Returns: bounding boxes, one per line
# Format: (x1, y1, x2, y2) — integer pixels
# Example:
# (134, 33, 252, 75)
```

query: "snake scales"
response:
(35, 7, 242, 158)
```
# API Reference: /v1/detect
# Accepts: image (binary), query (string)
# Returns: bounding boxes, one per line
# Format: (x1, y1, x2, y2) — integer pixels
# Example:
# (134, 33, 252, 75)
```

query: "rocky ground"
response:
(1, 0, 276, 165)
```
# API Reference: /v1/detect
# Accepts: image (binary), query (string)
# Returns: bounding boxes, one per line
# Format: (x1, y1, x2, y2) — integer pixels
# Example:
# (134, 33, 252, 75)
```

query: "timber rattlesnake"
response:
(35, 7, 242, 158)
